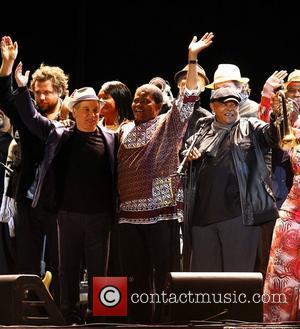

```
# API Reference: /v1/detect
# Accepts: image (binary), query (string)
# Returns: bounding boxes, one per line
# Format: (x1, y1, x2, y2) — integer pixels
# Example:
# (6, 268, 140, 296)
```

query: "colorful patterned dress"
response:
(263, 144, 300, 322)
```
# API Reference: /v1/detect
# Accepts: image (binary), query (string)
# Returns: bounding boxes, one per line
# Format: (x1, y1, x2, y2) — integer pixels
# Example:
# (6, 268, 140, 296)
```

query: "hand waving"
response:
(262, 70, 288, 98)
(266, 70, 288, 89)
(1, 36, 18, 62)
(14, 62, 30, 87)
(188, 32, 214, 58)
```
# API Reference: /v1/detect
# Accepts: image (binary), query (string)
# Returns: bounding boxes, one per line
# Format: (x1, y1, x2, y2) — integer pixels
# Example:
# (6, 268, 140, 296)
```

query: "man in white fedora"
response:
(206, 63, 259, 118)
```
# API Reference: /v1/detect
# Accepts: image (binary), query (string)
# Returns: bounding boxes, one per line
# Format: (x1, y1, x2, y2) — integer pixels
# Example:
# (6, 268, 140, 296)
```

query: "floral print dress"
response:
(263, 145, 300, 322)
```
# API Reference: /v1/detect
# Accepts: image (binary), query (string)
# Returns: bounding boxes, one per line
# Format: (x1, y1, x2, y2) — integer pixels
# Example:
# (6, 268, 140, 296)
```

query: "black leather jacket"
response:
(185, 115, 279, 226)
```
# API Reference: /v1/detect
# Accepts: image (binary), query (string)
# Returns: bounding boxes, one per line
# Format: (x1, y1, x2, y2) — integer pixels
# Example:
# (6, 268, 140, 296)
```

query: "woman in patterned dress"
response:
(263, 142, 300, 322)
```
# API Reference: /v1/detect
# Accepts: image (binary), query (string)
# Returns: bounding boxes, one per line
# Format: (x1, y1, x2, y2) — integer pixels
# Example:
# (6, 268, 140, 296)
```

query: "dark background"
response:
(1, 0, 299, 109)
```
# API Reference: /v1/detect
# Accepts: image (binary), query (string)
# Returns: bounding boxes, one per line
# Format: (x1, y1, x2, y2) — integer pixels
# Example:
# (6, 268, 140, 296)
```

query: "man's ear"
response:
(209, 102, 215, 113)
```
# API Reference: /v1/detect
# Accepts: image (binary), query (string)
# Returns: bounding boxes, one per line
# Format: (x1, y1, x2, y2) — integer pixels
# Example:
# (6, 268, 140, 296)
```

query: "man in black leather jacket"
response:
(183, 86, 279, 273)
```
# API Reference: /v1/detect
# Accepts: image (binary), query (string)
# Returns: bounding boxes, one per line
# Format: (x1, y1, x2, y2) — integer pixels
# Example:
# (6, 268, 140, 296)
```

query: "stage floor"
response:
(0, 321, 300, 329)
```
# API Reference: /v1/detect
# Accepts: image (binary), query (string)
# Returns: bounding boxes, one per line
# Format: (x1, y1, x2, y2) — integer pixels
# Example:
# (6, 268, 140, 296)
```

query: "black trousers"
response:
(15, 200, 60, 305)
(191, 216, 260, 272)
(0, 222, 15, 274)
(119, 220, 180, 324)
(57, 210, 111, 321)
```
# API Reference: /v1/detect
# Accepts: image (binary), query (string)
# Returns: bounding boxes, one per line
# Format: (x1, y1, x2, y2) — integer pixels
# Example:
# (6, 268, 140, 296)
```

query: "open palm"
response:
(188, 32, 214, 56)
(1, 36, 18, 62)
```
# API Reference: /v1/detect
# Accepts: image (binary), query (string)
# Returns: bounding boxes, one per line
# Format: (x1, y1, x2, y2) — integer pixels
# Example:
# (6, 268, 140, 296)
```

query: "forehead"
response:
(134, 89, 153, 98)
(75, 100, 100, 110)
(287, 81, 300, 89)
(133, 85, 163, 104)
(98, 89, 108, 97)
(178, 73, 206, 84)
(33, 80, 54, 90)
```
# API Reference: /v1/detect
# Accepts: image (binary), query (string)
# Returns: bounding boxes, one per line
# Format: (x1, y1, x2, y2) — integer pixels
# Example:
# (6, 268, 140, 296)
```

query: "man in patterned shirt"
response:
(117, 32, 214, 323)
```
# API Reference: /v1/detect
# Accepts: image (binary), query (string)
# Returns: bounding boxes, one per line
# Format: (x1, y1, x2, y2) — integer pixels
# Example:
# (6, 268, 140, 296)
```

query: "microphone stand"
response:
(0, 161, 13, 174)
(175, 128, 201, 271)
(176, 128, 202, 175)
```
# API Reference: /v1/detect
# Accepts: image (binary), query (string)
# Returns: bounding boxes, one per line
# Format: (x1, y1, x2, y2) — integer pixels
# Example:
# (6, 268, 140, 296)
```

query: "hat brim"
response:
(174, 71, 209, 85)
(284, 79, 300, 87)
(68, 97, 100, 110)
(206, 77, 249, 89)
(211, 96, 240, 104)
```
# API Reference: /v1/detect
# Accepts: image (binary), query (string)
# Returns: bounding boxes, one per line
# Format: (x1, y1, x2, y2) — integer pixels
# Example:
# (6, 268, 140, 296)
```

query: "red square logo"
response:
(93, 277, 127, 316)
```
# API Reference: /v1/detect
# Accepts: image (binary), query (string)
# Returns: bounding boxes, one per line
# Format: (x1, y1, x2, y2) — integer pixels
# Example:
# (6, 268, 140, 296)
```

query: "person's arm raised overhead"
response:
(258, 70, 288, 122)
(13, 61, 54, 141)
(186, 32, 214, 91)
(0, 36, 20, 118)
(0, 36, 18, 77)
(14, 61, 30, 88)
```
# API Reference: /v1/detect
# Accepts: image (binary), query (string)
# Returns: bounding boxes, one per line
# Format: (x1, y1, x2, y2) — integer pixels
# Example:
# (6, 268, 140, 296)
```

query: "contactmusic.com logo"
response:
(93, 277, 127, 316)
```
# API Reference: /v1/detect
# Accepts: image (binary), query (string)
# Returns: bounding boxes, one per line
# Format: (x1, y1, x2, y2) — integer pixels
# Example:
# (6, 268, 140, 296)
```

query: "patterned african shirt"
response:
(118, 88, 199, 224)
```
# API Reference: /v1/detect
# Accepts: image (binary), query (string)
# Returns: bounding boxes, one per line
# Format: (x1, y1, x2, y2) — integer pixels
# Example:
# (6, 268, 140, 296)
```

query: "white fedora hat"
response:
(285, 69, 300, 86)
(206, 64, 249, 89)
(68, 87, 100, 109)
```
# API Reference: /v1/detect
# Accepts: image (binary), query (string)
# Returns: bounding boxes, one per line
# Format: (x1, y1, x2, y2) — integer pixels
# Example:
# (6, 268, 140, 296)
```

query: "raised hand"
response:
(262, 70, 288, 98)
(0, 36, 18, 76)
(14, 62, 30, 87)
(188, 32, 214, 59)
(1, 36, 18, 62)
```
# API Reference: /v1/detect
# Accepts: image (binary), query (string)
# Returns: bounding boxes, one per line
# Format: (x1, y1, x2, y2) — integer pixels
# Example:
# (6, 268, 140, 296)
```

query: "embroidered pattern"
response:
(119, 211, 184, 225)
(123, 118, 159, 149)
(118, 87, 199, 225)
(152, 177, 173, 206)
(176, 89, 199, 122)
(121, 177, 178, 211)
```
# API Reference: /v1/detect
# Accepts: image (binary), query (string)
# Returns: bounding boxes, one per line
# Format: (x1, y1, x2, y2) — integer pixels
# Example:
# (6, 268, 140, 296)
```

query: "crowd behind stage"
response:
(0, 33, 299, 324)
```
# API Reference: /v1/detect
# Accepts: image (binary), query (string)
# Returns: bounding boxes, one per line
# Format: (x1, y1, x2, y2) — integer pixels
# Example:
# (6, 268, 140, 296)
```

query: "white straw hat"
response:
(285, 69, 300, 86)
(206, 64, 249, 89)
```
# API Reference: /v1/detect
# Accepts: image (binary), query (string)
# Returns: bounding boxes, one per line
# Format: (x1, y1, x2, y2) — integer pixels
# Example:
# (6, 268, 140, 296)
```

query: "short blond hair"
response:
(30, 63, 69, 96)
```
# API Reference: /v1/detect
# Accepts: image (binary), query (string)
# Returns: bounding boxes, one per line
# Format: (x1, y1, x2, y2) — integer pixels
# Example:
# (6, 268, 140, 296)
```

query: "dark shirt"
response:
(56, 127, 113, 213)
(192, 132, 242, 226)
(0, 76, 46, 202)
(0, 132, 12, 198)
(184, 103, 211, 141)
